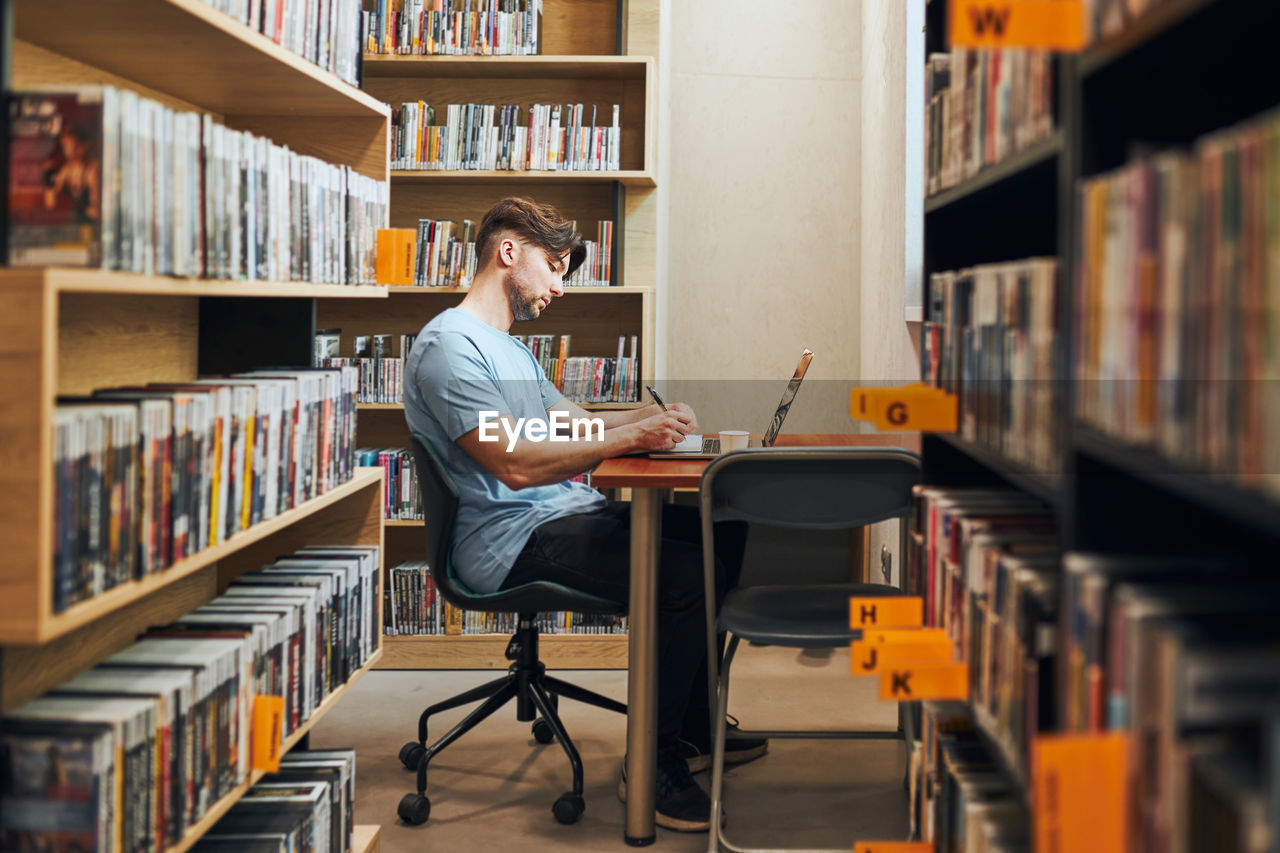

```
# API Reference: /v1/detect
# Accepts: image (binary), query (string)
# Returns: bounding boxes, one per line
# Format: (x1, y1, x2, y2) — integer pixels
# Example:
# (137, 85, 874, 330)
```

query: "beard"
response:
(505, 266, 543, 322)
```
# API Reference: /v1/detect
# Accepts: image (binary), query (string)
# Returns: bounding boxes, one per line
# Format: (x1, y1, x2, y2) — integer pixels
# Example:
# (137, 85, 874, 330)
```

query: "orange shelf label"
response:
(1032, 732, 1129, 853)
(949, 0, 1086, 51)
(878, 662, 969, 701)
(860, 628, 949, 645)
(849, 597, 923, 629)
(251, 695, 286, 772)
(850, 636, 954, 675)
(850, 384, 957, 432)
(854, 844, 933, 853)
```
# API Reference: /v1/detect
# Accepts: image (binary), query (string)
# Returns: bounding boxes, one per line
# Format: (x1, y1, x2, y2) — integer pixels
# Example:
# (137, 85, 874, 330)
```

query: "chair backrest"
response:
(699, 447, 921, 530)
(407, 431, 473, 606)
(407, 431, 625, 615)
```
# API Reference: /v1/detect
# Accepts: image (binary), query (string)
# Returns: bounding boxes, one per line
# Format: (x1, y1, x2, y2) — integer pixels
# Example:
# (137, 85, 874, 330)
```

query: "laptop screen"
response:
(762, 349, 813, 447)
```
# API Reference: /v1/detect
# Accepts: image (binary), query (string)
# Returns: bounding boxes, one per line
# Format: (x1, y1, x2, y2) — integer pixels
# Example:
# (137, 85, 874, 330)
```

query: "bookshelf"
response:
(160, 647, 382, 853)
(2, 1, 391, 847)
(918, 0, 1280, 841)
(381, 633, 628, 670)
(328, 0, 658, 671)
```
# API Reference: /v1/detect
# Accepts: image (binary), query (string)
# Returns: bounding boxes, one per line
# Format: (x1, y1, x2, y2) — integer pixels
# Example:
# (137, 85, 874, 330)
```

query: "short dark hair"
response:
(474, 197, 586, 279)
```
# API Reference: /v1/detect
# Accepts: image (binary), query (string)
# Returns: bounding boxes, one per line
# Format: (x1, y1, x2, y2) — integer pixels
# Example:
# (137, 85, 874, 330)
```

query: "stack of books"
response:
(208, 0, 366, 86)
(911, 701, 1031, 848)
(52, 366, 359, 613)
(318, 331, 417, 404)
(354, 447, 423, 521)
(924, 48, 1055, 196)
(1073, 108, 1280, 491)
(922, 259, 1061, 473)
(8, 88, 387, 284)
(392, 101, 622, 171)
(386, 560, 627, 636)
(512, 333, 641, 404)
(193, 748, 358, 852)
(909, 485, 1058, 784)
(0, 546, 379, 851)
(365, 0, 542, 55)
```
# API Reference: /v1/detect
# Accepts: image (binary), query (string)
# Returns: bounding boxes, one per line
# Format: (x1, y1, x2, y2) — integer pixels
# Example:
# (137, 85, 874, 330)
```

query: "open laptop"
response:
(648, 349, 814, 458)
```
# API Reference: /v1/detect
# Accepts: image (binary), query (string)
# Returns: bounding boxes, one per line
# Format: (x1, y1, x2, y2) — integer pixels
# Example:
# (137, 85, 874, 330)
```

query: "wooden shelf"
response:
(924, 130, 1062, 215)
(351, 825, 382, 853)
(383, 284, 653, 294)
(0, 267, 390, 299)
(385, 519, 425, 527)
(1074, 428, 1280, 542)
(166, 648, 383, 853)
(13, 0, 389, 120)
(358, 402, 406, 411)
(392, 169, 656, 187)
(0, 469, 384, 645)
(364, 54, 651, 80)
(378, 633, 628, 670)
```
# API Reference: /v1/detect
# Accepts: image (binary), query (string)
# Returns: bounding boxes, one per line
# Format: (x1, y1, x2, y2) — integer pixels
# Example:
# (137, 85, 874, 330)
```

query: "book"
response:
(392, 100, 621, 172)
(0, 722, 116, 853)
(8, 86, 387, 283)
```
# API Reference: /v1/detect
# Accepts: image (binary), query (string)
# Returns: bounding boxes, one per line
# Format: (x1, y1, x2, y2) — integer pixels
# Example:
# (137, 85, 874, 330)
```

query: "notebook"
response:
(648, 349, 813, 459)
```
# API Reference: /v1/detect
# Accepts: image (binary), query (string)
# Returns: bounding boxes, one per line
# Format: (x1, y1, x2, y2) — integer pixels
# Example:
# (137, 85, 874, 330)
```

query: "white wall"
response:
(859, 0, 924, 586)
(659, 0, 863, 435)
(659, 0, 923, 583)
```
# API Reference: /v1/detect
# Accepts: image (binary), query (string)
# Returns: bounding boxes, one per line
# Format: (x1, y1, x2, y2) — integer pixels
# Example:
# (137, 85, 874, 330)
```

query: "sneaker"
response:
(617, 751, 724, 832)
(677, 715, 769, 773)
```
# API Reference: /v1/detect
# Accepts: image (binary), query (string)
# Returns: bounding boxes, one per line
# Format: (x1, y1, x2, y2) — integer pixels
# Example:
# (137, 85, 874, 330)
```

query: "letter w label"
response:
(969, 5, 1010, 36)
(949, 0, 1086, 51)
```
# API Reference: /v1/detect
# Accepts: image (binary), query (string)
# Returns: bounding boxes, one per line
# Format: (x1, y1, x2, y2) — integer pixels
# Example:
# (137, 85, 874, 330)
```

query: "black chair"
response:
(396, 433, 628, 826)
(698, 446, 922, 852)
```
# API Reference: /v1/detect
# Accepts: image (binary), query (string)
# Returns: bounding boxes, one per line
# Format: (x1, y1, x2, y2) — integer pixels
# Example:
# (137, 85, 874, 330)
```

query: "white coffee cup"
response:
(719, 430, 749, 453)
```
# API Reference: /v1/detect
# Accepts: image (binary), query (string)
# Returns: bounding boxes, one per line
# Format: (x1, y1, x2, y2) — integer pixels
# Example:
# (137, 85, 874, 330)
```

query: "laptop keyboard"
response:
(702, 437, 721, 454)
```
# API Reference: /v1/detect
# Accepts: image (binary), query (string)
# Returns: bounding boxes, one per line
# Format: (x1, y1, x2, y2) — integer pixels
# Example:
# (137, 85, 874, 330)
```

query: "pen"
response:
(645, 385, 668, 411)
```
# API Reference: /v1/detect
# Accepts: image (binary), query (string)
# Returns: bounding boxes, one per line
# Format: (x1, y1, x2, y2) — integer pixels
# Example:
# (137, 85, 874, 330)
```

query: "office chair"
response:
(396, 433, 628, 826)
(698, 446, 922, 853)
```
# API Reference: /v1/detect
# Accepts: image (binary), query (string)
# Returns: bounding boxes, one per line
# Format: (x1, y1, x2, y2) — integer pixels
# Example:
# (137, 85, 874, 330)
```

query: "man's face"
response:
(505, 241, 568, 322)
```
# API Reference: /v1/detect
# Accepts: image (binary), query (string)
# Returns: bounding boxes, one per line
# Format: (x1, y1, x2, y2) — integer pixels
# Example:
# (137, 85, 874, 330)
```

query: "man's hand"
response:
(630, 409, 695, 451)
(667, 402, 699, 433)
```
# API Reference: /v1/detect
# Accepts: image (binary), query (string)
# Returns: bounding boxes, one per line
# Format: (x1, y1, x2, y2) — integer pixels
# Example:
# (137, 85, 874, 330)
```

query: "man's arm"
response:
(549, 397, 700, 432)
(456, 408, 694, 490)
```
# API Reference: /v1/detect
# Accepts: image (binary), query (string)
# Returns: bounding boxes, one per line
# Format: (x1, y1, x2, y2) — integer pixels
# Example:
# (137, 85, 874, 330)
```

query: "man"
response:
(404, 197, 764, 832)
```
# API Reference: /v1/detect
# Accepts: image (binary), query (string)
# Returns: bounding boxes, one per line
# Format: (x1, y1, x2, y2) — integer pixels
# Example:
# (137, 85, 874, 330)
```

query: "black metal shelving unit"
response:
(920, 0, 1280, 817)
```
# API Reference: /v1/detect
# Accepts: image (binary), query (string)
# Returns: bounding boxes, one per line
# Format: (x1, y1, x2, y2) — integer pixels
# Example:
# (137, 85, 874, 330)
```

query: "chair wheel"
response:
(398, 741, 426, 770)
(532, 718, 555, 745)
(552, 792, 585, 824)
(398, 793, 431, 825)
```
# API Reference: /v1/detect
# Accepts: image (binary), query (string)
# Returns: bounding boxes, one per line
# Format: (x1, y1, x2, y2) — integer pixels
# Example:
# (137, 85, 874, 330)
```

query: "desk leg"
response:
(625, 486, 662, 846)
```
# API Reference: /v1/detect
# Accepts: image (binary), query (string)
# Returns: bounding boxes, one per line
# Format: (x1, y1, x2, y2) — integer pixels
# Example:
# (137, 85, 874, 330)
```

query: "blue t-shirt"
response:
(404, 308, 605, 593)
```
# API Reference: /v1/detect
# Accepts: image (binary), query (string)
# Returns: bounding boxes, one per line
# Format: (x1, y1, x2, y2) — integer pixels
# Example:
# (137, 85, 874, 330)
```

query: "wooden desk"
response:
(591, 433, 916, 845)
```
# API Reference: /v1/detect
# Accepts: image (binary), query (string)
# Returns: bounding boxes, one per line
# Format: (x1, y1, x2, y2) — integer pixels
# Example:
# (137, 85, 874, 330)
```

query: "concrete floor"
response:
(311, 643, 909, 852)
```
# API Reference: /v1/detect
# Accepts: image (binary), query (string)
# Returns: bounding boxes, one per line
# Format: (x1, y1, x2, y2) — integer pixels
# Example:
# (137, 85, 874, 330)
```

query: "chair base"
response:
(397, 614, 627, 826)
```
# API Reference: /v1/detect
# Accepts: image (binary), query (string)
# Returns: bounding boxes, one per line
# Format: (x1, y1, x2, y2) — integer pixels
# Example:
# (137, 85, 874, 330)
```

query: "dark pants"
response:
(500, 501, 748, 755)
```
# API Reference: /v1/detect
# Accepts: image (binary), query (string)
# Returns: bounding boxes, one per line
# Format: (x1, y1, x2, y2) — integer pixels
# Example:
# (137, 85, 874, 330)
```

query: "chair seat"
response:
(451, 578, 626, 616)
(718, 583, 903, 648)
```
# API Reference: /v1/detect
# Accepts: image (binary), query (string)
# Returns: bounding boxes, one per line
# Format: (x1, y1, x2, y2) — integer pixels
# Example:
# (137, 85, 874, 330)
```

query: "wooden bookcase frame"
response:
(1, 1, 394, 846)
(344, 0, 658, 671)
